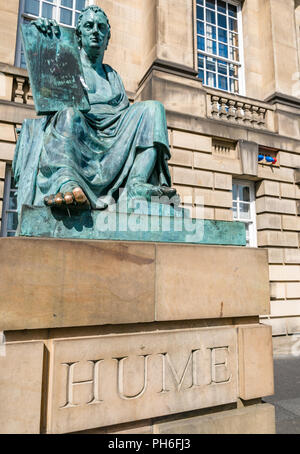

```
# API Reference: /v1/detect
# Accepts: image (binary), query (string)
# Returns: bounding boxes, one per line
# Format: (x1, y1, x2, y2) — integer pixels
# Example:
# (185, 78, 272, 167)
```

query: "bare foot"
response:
(44, 187, 90, 209)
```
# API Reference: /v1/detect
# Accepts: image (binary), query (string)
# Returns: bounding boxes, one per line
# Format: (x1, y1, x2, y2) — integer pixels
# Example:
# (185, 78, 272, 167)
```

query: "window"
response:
(232, 180, 257, 247)
(196, 0, 244, 94)
(1, 166, 18, 237)
(15, 0, 91, 68)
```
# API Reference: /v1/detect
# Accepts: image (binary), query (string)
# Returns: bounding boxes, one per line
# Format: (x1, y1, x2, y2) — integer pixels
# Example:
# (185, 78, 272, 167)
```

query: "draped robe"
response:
(13, 63, 171, 211)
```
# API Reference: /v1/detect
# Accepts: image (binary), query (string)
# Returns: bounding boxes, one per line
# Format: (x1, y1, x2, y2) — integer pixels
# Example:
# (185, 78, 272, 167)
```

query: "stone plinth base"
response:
(0, 237, 275, 434)
(17, 204, 246, 246)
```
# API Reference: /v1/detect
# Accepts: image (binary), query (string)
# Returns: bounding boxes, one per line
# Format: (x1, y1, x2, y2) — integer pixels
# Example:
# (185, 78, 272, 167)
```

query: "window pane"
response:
(229, 32, 238, 47)
(239, 203, 250, 220)
(239, 186, 250, 202)
(42, 3, 54, 19)
(197, 36, 205, 51)
(217, 0, 226, 14)
(198, 69, 204, 82)
(232, 184, 238, 201)
(60, 7, 73, 25)
(229, 77, 238, 92)
(229, 63, 238, 77)
(198, 55, 204, 68)
(206, 9, 216, 24)
(76, 0, 86, 10)
(7, 212, 18, 231)
(61, 0, 73, 7)
(197, 5, 204, 20)
(218, 43, 228, 58)
(229, 46, 239, 61)
(207, 71, 216, 87)
(229, 18, 238, 32)
(9, 192, 17, 210)
(25, 0, 40, 16)
(206, 57, 216, 72)
(197, 20, 205, 36)
(207, 39, 217, 54)
(206, 24, 216, 40)
(233, 202, 238, 219)
(206, 0, 215, 9)
(228, 3, 237, 18)
(217, 60, 227, 75)
(217, 13, 227, 28)
(7, 232, 16, 237)
(218, 27, 227, 43)
(218, 74, 228, 91)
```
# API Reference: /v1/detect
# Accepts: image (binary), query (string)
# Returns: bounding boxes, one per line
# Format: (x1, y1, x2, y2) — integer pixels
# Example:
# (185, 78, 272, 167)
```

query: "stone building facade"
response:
(0, 0, 299, 336)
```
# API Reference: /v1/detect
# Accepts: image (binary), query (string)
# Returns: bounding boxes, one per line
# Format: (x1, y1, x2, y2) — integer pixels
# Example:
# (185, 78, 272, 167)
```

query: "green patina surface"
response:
(17, 205, 246, 246)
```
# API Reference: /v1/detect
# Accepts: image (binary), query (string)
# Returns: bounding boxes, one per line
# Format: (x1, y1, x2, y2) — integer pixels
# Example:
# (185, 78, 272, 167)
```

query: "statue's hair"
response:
(76, 5, 111, 47)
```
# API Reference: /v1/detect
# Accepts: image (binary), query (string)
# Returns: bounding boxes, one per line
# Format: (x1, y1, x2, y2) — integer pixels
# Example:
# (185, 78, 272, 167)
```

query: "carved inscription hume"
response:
(47, 328, 238, 433)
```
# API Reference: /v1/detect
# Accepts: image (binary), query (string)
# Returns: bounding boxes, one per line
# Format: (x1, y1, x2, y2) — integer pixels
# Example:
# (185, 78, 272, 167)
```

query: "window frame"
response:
(232, 179, 257, 248)
(15, 0, 93, 68)
(1, 165, 18, 238)
(194, 0, 245, 95)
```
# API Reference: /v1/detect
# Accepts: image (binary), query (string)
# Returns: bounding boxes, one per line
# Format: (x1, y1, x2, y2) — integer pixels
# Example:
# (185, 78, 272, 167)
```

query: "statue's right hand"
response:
(32, 18, 60, 37)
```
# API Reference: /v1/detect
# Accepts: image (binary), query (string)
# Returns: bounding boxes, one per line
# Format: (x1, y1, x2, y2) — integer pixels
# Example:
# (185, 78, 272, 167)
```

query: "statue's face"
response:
(79, 9, 110, 55)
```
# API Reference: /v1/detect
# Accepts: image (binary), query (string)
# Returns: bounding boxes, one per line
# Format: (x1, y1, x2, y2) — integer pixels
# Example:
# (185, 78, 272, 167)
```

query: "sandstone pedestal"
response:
(0, 237, 275, 434)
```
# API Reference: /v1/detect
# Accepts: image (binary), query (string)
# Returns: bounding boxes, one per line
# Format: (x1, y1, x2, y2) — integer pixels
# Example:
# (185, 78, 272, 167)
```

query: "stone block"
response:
(261, 318, 287, 336)
(172, 130, 212, 153)
(169, 148, 193, 167)
(286, 283, 300, 299)
(173, 167, 213, 188)
(0, 341, 44, 434)
(0, 238, 156, 330)
(258, 165, 295, 183)
(256, 197, 296, 215)
(280, 183, 296, 199)
(194, 151, 242, 175)
(0, 123, 16, 142)
(0, 73, 13, 101)
(282, 215, 300, 231)
(215, 208, 233, 222)
(195, 188, 232, 208)
(271, 300, 300, 317)
(267, 248, 284, 264)
(256, 181, 280, 197)
(238, 140, 259, 177)
(257, 231, 299, 247)
(214, 173, 232, 190)
(284, 249, 300, 264)
(269, 265, 300, 281)
(153, 403, 275, 434)
(256, 214, 281, 230)
(0, 161, 5, 179)
(295, 168, 300, 184)
(0, 141, 15, 161)
(1, 236, 271, 331)
(270, 282, 285, 299)
(46, 327, 238, 434)
(238, 325, 274, 401)
(279, 152, 300, 169)
(155, 245, 270, 321)
(287, 317, 300, 334)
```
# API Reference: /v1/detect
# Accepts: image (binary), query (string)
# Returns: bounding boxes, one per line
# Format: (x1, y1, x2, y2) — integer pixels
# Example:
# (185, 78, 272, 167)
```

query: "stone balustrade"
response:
(206, 88, 276, 132)
(0, 63, 34, 106)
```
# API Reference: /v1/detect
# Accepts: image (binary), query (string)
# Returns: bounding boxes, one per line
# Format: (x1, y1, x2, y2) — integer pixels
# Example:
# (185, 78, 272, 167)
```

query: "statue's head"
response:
(76, 5, 111, 56)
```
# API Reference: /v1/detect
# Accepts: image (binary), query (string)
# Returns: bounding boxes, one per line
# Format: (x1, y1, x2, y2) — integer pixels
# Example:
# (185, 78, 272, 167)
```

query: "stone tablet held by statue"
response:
(21, 24, 90, 115)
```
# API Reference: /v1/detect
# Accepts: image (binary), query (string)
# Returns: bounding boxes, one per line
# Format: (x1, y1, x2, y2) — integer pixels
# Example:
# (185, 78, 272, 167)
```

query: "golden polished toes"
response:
(72, 187, 88, 205)
(44, 187, 90, 208)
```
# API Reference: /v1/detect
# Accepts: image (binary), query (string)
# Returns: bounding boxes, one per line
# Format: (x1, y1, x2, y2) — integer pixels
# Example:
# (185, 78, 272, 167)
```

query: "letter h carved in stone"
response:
(60, 360, 103, 408)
